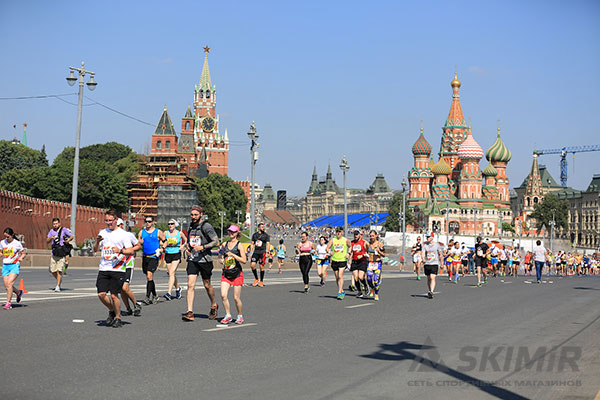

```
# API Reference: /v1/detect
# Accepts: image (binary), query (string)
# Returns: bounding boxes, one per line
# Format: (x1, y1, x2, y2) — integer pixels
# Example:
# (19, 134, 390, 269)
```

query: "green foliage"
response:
(194, 173, 248, 237)
(501, 222, 515, 233)
(530, 193, 569, 232)
(384, 192, 414, 231)
(0, 140, 48, 173)
(0, 142, 139, 213)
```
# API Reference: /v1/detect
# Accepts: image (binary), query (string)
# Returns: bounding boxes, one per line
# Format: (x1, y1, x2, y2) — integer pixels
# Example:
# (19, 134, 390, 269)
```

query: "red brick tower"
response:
(192, 46, 229, 175)
(441, 73, 469, 186)
(408, 124, 433, 206)
(152, 106, 177, 155)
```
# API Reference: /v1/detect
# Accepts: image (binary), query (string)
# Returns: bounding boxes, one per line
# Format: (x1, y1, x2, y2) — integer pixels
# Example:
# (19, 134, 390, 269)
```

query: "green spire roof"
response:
(200, 52, 212, 92)
(482, 163, 498, 176)
(485, 123, 512, 162)
(154, 106, 176, 135)
(184, 105, 193, 118)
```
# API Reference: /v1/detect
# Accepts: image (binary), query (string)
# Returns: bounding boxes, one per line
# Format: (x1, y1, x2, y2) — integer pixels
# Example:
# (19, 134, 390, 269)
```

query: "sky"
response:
(1, 0, 599, 197)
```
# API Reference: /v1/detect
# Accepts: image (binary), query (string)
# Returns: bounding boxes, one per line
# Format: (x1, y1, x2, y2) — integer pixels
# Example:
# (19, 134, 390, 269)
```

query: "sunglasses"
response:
(168, 223, 175, 225)
(145, 220, 153, 223)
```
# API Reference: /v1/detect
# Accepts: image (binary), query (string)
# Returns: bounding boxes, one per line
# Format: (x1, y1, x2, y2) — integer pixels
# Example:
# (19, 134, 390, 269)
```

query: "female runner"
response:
(366, 230, 385, 301)
(296, 232, 316, 293)
(162, 219, 187, 300)
(219, 225, 247, 324)
(315, 236, 330, 286)
(1, 228, 26, 309)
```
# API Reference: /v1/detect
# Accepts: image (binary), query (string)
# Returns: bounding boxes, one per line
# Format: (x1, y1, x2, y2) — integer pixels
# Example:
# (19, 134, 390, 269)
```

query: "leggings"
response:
(299, 255, 313, 285)
(366, 261, 382, 294)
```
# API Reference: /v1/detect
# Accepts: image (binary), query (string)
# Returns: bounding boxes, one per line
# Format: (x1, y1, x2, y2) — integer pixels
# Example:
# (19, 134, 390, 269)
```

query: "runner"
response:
(249, 223, 270, 287)
(116, 219, 142, 317)
(366, 230, 385, 301)
(411, 236, 423, 280)
(276, 239, 286, 274)
(511, 247, 520, 277)
(1, 228, 26, 309)
(162, 219, 187, 300)
(315, 236, 330, 286)
(46, 217, 72, 292)
(93, 211, 137, 328)
(267, 243, 275, 270)
(445, 239, 454, 281)
(182, 205, 220, 322)
(326, 227, 351, 300)
(474, 236, 489, 287)
(532, 240, 548, 284)
(421, 232, 442, 299)
(499, 246, 508, 277)
(137, 216, 163, 305)
(219, 225, 246, 324)
(451, 241, 461, 283)
(296, 232, 316, 293)
(489, 242, 500, 277)
(460, 243, 469, 276)
(349, 230, 369, 298)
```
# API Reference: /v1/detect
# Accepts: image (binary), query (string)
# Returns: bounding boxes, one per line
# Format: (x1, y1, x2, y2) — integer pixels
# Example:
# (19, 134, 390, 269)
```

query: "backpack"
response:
(52, 227, 72, 258)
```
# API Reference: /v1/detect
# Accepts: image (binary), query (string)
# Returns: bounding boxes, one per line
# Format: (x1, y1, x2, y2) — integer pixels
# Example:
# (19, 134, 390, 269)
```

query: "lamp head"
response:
(66, 71, 77, 86)
(86, 75, 97, 91)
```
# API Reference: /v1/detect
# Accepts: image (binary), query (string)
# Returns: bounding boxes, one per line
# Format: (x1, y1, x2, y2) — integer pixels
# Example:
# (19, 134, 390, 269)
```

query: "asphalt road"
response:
(2, 266, 599, 400)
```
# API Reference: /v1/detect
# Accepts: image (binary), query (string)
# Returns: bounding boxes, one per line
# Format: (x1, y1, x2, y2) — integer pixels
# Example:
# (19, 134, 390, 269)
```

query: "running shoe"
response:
(3, 302, 12, 310)
(54, 286, 61, 292)
(123, 308, 133, 316)
(416, 276, 421, 280)
(427, 291, 433, 299)
(182, 311, 194, 321)
(339, 291, 345, 300)
(235, 315, 244, 324)
(142, 297, 152, 305)
(208, 304, 218, 320)
(477, 282, 482, 287)
(163, 293, 173, 301)
(369, 289, 374, 298)
(324, 271, 328, 278)
(133, 303, 142, 317)
(374, 294, 379, 301)
(320, 280, 325, 287)
(348, 284, 356, 292)
(16, 289, 23, 303)
(106, 311, 116, 325)
(221, 315, 233, 324)
(258, 281, 264, 288)
(304, 286, 310, 294)
(152, 296, 160, 304)
(357, 292, 364, 298)
(112, 318, 124, 328)
(252, 279, 259, 287)
(175, 287, 182, 300)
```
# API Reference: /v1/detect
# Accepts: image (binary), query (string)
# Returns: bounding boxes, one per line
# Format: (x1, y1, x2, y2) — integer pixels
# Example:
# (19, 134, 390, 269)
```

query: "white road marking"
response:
(72, 319, 85, 323)
(203, 323, 257, 332)
(345, 303, 374, 309)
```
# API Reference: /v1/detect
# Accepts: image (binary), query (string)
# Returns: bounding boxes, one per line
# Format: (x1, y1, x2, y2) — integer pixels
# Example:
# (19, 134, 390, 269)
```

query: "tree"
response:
(384, 192, 414, 232)
(530, 193, 569, 232)
(0, 140, 48, 173)
(194, 173, 248, 237)
(501, 222, 515, 233)
(53, 142, 133, 165)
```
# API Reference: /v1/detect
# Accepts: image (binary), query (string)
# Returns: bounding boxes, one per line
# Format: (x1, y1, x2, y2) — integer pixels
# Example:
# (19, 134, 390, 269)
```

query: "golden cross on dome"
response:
(203, 46, 210, 53)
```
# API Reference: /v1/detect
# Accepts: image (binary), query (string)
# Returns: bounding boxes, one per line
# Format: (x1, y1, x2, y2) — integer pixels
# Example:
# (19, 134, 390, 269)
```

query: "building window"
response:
(156, 141, 162, 150)
(185, 121, 190, 130)
(166, 140, 171, 149)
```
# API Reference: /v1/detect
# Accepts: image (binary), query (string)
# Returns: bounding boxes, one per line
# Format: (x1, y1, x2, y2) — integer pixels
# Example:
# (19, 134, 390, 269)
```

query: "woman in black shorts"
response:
(162, 219, 187, 300)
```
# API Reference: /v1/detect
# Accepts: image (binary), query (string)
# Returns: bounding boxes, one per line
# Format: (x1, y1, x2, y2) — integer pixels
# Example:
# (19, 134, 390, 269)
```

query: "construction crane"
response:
(534, 145, 600, 187)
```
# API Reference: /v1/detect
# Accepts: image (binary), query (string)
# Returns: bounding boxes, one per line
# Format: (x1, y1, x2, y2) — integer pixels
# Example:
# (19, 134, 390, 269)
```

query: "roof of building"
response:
(586, 174, 600, 193)
(262, 210, 300, 225)
(412, 128, 432, 156)
(154, 106, 176, 136)
(431, 158, 452, 175)
(445, 72, 467, 127)
(482, 163, 498, 176)
(199, 52, 212, 92)
(259, 184, 276, 201)
(366, 174, 392, 194)
(485, 125, 512, 162)
(184, 105, 193, 119)
(457, 131, 484, 159)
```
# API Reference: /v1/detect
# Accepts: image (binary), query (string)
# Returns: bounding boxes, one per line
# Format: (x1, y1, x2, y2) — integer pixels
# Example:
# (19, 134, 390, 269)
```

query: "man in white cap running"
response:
(421, 232, 443, 299)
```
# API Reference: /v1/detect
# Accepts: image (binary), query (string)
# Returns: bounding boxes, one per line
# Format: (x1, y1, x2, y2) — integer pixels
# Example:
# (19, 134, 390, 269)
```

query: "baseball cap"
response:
(425, 231, 434, 238)
(227, 224, 240, 233)
(116, 218, 124, 226)
(353, 230, 360, 235)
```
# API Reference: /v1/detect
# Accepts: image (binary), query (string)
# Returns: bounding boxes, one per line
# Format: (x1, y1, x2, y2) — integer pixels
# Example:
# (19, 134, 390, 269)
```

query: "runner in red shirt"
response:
(349, 230, 369, 298)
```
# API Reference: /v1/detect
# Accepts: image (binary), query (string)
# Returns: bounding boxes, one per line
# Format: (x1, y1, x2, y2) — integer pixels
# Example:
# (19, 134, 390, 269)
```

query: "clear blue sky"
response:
(1, 0, 599, 196)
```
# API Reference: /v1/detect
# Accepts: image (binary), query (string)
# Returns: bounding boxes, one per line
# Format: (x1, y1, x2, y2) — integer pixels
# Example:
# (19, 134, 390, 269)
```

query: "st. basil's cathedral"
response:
(408, 73, 513, 236)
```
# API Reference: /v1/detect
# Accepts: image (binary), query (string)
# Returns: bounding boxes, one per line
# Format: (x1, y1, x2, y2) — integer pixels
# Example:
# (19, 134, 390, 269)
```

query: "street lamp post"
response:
(248, 122, 259, 238)
(218, 211, 226, 238)
(445, 200, 450, 247)
(339, 156, 349, 237)
(549, 213, 556, 252)
(401, 177, 407, 262)
(474, 208, 477, 238)
(66, 62, 97, 245)
(235, 210, 242, 225)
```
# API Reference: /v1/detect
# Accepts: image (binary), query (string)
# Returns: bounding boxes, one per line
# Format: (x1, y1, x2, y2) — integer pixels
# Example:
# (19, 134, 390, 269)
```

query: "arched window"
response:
(166, 140, 171, 149)
(526, 197, 531, 207)
(156, 141, 162, 150)
(533, 197, 539, 204)
(185, 121, 190, 130)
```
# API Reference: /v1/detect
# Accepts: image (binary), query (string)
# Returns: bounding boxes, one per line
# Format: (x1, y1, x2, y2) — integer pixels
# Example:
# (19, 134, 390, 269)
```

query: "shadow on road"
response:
(573, 286, 600, 290)
(361, 340, 528, 400)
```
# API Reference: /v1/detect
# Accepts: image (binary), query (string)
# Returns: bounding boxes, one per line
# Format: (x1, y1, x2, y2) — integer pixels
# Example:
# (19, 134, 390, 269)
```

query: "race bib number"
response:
(334, 245, 344, 253)
(166, 237, 178, 246)
(477, 249, 483, 257)
(189, 236, 201, 246)
(367, 262, 378, 271)
(426, 252, 436, 262)
(255, 240, 263, 247)
(2, 248, 17, 263)
(352, 244, 362, 252)
(224, 256, 236, 269)
(102, 246, 115, 261)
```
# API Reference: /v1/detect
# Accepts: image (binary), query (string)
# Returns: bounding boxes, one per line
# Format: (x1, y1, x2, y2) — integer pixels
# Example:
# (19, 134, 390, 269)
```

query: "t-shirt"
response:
(351, 239, 367, 261)
(475, 242, 489, 262)
(533, 245, 547, 262)
(500, 249, 507, 261)
(490, 246, 499, 258)
(422, 242, 441, 265)
(98, 228, 137, 272)
(1, 239, 24, 265)
(122, 231, 139, 269)
(251, 232, 270, 253)
(47, 227, 72, 247)
(316, 244, 328, 259)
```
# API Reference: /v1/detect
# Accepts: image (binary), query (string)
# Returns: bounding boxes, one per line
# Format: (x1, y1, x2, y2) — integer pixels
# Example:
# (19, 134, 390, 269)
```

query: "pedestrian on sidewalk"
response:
(47, 217, 72, 292)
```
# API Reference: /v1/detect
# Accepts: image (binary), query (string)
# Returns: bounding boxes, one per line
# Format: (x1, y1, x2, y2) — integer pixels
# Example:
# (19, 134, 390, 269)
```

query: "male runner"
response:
(349, 230, 369, 298)
(183, 205, 219, 322)
(249, 223, 270, 287)
(411, 236, 423, 280)
(326, 227, 351, 300)
(489, 242, 499, 277)
(93, 210, 137, 328)
(421, 232, 443, 299)
(117, 219, 142, 317)
(138, 216, 163, 304)
(47, 217, 72, 292)
(474, 236, 489, 287)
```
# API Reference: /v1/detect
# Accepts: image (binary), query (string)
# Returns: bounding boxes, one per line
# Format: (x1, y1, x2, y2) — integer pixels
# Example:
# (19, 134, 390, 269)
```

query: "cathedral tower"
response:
(408, 124, 433, 206)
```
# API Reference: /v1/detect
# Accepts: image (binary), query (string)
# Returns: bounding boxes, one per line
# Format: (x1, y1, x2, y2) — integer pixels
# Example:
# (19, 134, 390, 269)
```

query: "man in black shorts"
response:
(421, 232, 443, 299)
(250, 223, 270, 287)
(183, 205, 219, 322)
(326, 227, 351, 300)
(474, 236, 490, 287)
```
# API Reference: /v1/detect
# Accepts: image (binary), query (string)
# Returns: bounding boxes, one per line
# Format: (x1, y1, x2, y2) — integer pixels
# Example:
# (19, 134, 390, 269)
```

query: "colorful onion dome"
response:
(428, 158, 435, 170)
(486, 129, 512, 162)
(432, 158, 452, 175)
(482, 163, 498, 176)
(412, 131, 432, 156)
(451, 72, 461, 88)
(458, 132, 484, 160)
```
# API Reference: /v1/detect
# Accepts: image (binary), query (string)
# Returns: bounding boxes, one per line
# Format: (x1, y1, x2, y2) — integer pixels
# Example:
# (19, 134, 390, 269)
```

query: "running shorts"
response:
(123, 268, 133, 284)
(142, 256, 159, 274)
(187, 261, 214, 280)
(251, 252, 266, 265)
(221, 271, 244, 286)
(350, 258, 368, 272)
(330, 260, 347, 271)
(96, 270, 125, 294)
(413, 253, 422, 263)
(424, 264, 439, 276)
(164, 252, 181, 263)
(2, 263, 20, 276)
(461, 260, 468, 266)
